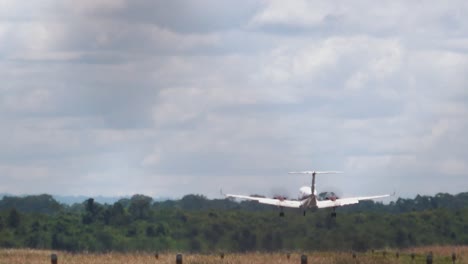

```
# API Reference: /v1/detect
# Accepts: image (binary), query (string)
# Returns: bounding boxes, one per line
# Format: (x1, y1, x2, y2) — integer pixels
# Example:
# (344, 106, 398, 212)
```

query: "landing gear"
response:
(303, 210, 306, 216)
(279, 206, 285, 217)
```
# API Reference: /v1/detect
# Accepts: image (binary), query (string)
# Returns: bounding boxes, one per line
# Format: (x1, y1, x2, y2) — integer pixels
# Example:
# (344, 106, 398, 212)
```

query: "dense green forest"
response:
(0, 192, 467, 252)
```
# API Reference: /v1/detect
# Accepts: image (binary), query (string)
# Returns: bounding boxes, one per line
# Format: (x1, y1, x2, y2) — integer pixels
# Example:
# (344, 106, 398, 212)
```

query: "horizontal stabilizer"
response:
(288, 171, 343, 174)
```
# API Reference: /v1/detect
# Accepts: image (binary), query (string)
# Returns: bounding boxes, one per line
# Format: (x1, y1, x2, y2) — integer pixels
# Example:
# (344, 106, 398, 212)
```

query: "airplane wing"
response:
(316, 194, 390, 209)
(225, 194, 302, 208)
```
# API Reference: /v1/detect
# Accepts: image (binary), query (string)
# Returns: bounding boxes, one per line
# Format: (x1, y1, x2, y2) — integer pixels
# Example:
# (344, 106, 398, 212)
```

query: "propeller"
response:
(270, 187, 291, 200)
(317, 186, 343, 201)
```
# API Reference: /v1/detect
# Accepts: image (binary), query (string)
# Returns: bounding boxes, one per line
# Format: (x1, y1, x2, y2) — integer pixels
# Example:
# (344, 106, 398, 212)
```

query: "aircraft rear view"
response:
(225, 170, 392, 217)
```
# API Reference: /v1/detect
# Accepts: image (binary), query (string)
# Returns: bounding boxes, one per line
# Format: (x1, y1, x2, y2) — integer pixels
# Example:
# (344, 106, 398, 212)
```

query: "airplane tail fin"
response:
(288, 171, 343, 202)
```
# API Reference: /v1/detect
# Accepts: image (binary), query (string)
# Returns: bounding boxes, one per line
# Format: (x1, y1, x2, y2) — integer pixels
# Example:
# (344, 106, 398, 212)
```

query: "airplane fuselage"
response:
(299, 186, 313, 200)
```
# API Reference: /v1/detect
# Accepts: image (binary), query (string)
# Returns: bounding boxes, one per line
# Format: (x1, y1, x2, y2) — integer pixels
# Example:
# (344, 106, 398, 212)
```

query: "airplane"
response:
(224, 171, 391, 217)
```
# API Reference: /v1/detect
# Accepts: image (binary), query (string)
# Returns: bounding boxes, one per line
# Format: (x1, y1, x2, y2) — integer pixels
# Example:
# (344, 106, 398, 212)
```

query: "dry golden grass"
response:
(403, 245, 468, 256)
(0, 246, 466, 264)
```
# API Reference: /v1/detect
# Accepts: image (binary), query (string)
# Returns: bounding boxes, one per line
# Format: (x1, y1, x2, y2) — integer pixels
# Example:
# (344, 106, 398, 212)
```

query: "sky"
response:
(0, 0, 467, 199)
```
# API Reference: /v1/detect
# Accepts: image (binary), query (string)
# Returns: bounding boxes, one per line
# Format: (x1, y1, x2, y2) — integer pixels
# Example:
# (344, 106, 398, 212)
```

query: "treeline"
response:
(2, 192, 468, 214)
(0, 192, 467, 252)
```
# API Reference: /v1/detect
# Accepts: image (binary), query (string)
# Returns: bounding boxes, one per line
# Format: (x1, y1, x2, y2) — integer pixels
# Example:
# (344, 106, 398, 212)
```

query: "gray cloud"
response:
(68, 0, 264, 33)
(0, 1, 467, 198)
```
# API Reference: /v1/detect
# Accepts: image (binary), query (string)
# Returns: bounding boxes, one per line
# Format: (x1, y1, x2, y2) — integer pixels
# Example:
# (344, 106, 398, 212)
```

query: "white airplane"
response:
(225, 171, 391, 217)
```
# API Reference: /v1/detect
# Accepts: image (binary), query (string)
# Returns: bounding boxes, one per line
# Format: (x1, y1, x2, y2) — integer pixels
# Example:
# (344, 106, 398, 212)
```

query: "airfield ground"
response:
(0, 246, 466, 263)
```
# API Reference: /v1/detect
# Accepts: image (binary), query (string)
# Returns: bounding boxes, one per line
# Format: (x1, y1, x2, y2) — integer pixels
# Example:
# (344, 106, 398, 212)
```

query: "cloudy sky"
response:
(1, 1, 467, 199)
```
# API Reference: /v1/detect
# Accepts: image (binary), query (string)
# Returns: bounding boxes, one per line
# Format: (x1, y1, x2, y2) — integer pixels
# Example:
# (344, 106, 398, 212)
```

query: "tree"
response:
(156, 222, 170, 236)
(104, 202, 129, 226)
(232, 228, 257, 252)
(85, 198, 96, 214)
(189, 238, 202, 251)
(146, 225, 157, 237)
(7, 208, 21, 228)
(82, 198, 104, 224)
(180, 194, 208, 210)
(0, 194, 63, 214)
(261, 233, 273, 251)
(0, 192, 467, 253)
(129, 195, 152, 220)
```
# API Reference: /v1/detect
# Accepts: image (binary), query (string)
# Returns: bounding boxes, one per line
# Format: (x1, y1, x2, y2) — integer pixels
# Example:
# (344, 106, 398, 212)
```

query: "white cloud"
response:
(250, 1, 338, 28)
(141, 151, 162, 167)
(2, 88, 52, 113)
(345, 155, 393, 171)
(0, 1, 467, 198)
(437, 159, 467, 175)
(67, 0, 127, 13)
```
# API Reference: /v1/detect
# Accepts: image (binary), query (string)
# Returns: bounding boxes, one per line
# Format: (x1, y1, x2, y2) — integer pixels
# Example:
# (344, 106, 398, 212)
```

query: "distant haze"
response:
(0, 1, 467, 199)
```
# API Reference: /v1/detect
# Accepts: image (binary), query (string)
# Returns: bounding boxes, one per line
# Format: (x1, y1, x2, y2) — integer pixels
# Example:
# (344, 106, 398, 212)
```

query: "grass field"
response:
(0, 246, 466, 264)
